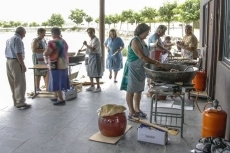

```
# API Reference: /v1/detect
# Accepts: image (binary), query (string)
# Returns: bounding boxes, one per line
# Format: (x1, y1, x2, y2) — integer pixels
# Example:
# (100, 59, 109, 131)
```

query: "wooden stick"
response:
(129, 117, 179, 136)
(75, 44, 85, 56)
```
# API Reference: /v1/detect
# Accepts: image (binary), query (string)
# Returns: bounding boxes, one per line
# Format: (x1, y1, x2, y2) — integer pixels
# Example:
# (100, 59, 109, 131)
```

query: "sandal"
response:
(128, 113, 139, 119)
(136, 111, 147, 118)
(109, 74, 112, 79)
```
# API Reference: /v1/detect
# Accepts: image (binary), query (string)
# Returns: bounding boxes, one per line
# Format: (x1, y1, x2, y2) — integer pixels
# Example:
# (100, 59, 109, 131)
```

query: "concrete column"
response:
(99, 0, 105, 71)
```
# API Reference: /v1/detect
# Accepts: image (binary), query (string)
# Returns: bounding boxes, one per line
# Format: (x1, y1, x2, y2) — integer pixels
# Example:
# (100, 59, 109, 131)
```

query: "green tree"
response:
(177, 0, 200, 26)
(85, 15, 93, 27)
(95, 18, 99, 28)
(140, 7, 158, 28)
(48, 14, 65, 27)
(119, 14, 126, 29)
(109, 14, 119, 28)
(41, 21, 49, 27)
(22, 22, 28, 27)
(69, 9, 86, 27)
(105, 15, 112, 29)
(14, 21, 22, 27)
(29, 22, 40, 27)
(9, 21, 15, 27)
(2, 22, 11, 28)
(121, 9, 134, 30)
(158, 1, 178, 35)
(133, 12, 144, 26)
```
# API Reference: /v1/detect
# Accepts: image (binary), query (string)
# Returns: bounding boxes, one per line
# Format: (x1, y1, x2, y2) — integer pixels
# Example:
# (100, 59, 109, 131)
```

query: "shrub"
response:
(71, 26, 77, 31)
(122, 47, 128, 57)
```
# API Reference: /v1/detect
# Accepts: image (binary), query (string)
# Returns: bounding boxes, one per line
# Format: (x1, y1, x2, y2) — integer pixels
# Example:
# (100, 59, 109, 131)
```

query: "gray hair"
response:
(155, 25, 167, 33)
(15, 27, 25, 34)
(134, 23, 150, 36)
(185, 25, 192, 29)
(51, 27, 61, 36)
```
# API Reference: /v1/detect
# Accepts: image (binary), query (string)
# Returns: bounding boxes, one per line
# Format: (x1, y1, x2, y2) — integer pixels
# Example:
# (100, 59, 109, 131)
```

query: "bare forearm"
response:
(139, 55, 159, 65)
(16, 53, 25, 66)
(118, 46, 124, 52)
(104, 45, 109, 50)
(157, 44, 168, 51)
(86, 45, 95, 51)
(80, 48, 86, 51)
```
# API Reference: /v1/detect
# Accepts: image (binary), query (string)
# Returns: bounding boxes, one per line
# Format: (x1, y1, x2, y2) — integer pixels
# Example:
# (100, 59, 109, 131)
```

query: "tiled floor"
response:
(0, 69, 208, 153)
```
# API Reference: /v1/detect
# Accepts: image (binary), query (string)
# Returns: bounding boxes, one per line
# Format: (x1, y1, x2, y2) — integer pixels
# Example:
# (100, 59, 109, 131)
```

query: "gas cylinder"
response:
(192, 70, 206, 91)
(201, 99, 227, 138)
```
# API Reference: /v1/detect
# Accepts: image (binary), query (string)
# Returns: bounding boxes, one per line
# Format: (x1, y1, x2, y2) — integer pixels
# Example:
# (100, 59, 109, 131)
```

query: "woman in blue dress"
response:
(104, 29, 124, 83)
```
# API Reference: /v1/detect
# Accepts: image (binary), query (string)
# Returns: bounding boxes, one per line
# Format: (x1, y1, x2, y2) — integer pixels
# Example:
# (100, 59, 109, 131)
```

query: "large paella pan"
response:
(168, 59, 198, 66)
(144, 63, 198, 84)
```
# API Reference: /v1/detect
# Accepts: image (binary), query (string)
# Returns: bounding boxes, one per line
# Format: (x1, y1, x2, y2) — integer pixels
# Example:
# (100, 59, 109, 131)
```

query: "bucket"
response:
(149, 50, 162, 61)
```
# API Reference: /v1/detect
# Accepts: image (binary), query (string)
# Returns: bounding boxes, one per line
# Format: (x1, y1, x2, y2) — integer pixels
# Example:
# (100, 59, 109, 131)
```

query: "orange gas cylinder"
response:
(192, 70, 206, 91)
(201, 99, 227, 138)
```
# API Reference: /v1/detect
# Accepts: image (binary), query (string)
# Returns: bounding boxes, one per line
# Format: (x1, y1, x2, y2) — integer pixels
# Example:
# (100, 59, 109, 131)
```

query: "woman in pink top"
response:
(44, 27, 70, 105)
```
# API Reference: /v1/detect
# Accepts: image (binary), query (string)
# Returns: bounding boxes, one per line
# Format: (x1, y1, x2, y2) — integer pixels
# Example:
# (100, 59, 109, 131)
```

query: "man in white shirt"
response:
(5, 27, 31, 109)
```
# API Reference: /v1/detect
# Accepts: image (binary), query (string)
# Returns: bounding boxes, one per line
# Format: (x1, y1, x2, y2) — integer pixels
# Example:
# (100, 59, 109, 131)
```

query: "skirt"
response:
(48, 69, 70, 91)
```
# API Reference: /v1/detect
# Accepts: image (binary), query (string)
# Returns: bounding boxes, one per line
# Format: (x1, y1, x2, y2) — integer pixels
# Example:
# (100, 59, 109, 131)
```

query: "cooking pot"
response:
(144, 63, 198, 84)
(69, 53, 85, 63)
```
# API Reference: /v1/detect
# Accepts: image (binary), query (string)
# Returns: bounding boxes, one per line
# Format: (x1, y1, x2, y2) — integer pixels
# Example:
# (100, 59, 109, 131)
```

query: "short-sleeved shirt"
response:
(86, 36, 101, 56)
(182, 34, 198, 50)
(181, 34, 198, 59)
(5, 33, 25, 59)
(48, 38, 69, 69)
(104, 37, 124, 54)
(148, 33, 163, 51)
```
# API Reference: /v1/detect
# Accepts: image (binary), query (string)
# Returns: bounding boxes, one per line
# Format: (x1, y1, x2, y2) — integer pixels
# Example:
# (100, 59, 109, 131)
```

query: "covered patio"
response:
(0, 0, 216, 152)
(0, 64, 208, 152)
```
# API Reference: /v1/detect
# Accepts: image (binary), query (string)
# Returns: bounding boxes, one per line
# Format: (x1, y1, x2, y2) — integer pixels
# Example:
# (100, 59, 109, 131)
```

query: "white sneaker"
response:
(93, 88, 101, 93)
(86, 86, 95, 91)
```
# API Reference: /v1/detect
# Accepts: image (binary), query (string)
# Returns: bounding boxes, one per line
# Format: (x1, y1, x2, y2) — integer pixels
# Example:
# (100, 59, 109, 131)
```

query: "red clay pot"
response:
(98, 112, 127, 137)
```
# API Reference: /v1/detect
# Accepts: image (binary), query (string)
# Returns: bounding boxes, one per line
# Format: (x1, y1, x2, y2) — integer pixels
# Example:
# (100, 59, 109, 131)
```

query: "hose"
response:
(195, 90, 212, 113)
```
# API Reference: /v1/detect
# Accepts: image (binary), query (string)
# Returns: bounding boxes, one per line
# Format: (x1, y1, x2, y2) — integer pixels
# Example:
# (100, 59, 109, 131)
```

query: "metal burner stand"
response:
(149, 84, 187, 138)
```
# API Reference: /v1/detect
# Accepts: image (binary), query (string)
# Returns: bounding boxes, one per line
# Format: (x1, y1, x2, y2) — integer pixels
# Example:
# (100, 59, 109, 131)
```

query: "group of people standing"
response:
(120, 24, 198, 119)
(4, 24, 198, 118)
(4, 26, 123, 109)
(5, 27, 71, 108)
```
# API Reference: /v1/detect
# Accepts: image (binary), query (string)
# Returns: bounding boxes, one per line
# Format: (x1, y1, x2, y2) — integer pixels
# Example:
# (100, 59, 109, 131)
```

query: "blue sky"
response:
(0, 0, 185, 23)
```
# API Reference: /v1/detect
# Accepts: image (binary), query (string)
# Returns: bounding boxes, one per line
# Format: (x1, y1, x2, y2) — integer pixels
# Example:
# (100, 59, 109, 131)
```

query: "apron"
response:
(182, 49, 193, 59)
(87, 53, 103, 78)
(120, 36, 149, 93)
